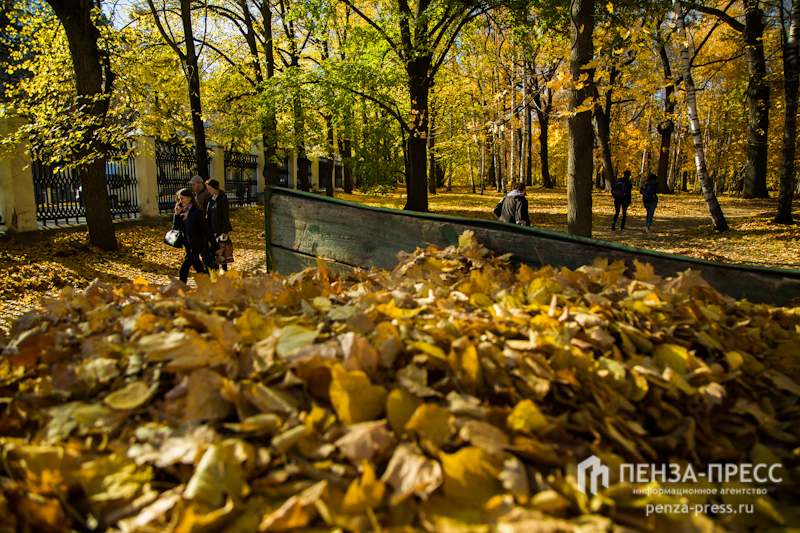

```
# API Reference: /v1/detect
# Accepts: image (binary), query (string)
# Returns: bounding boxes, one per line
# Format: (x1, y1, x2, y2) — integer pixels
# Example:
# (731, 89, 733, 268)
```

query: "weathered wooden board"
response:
(266, 187, 800, 306)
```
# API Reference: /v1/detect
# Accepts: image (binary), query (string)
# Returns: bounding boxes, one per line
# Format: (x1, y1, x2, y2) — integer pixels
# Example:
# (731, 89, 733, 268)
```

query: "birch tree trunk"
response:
(463, 113, 475, 193)
(674, 0, 728, 231)
(776, 0, 799, 224)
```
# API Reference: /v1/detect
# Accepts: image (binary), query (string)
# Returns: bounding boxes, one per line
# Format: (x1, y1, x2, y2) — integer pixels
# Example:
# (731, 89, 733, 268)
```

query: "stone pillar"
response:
(0, 118, 39, 237)
(207, 142, 225, 190)
(251, 138, 265, 204)
(288, 151, 297, 189)
(311, 156, 320, 192)
(134, 136, 161, 220)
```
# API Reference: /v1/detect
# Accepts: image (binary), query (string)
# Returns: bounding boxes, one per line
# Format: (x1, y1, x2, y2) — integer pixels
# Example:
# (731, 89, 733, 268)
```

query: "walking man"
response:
(611, 170, 633, 231)
(189, 175, 210, 211)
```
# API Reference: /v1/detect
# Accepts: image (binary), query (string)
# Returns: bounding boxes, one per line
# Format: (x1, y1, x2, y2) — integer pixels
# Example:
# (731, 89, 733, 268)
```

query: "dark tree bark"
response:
(180, 0, 208, 180)
(776, 0, 799, 224)
(428, 91, 437, 195)
(593, 66, 618, 191)
(407, 54, 433, 210)
(686, 0, 770, 199)
(532, 87, 554, 188)
(743, 0, 770, 198)
(568, 0, 595, 237)
(656, 34, 676, 194)
(147, 0, 209, 181)
(46, 0, 117, 251)
(257, 0, 278, 187)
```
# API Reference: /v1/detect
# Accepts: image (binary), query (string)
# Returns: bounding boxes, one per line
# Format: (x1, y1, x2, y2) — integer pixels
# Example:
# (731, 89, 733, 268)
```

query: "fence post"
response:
(0, 118, 40, 238)
(251, 138, 265, 204)
(288, 151, 297, 189)
(134, 136, 161, 221)
(311, 157, 320, 192)
(207, 142, 225, 190)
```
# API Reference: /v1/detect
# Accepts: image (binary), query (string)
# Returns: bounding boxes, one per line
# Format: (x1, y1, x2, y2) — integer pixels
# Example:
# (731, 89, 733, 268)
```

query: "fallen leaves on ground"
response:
(1, 231, 799, 533)
(0, 207, 267, 334)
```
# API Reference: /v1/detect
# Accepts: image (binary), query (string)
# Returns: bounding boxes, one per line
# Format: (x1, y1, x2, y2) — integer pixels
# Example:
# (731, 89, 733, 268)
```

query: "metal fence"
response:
(32, 144, 138, 226)
(156, 141, 198, 213)
(224, 150, 258, 207)
(277, 156, 290, 187)
(318, 157, 344, 191)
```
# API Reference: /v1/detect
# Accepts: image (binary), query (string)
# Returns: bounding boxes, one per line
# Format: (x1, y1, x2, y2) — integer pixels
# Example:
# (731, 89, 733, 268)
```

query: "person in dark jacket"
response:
(189, 175, 210, 211)
(499, 182, 530, 226)
(205, 179, 232, 270)
(641, 173, 659, 234)
(173, 188, 219, 283)
(611, 170, 633, 231)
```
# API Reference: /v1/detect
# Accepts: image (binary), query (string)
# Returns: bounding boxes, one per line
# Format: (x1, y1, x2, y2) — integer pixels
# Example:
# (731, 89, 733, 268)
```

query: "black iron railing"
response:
(277, 156, 290, 187)
(32, 144, 138, 226)
(224, 150, 258, 206)
(156, 141, 198, 213)
(318, 157, 344, 191)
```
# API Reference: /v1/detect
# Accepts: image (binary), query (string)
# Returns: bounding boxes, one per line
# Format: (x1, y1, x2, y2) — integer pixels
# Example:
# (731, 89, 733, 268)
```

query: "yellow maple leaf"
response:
(342, 460, 386, 514)
(329, 365, 387, 424)
(439, 446, 504, 506)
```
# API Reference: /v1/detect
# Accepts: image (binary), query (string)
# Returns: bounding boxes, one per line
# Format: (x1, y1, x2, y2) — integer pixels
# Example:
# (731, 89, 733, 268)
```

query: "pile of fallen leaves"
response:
(1, 231, 799, 533)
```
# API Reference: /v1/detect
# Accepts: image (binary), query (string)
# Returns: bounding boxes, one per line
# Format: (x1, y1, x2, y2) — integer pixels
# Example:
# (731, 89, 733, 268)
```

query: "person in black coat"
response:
(173, 188, 219, 283)
(611, 170, 633, 231)
(204, 179, 233, 271)
(498, 182, 530, 226)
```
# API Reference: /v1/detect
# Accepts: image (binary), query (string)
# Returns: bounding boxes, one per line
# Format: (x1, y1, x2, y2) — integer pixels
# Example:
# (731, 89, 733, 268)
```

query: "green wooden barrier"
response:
(265, 186, 800, 306)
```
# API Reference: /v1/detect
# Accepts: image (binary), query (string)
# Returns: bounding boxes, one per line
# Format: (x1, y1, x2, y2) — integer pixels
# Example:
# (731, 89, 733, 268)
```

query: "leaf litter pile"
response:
(1, 232, 799, 533)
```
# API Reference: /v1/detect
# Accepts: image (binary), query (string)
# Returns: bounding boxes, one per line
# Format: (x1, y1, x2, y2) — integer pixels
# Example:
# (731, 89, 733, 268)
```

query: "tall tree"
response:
(567, 0, 595, 237)
(674, 0, 728, 231)
(775, 0, 799, 224)
(686, 0, 770, 199)
(654, 24, 677, 194)
(45, 0, 118, 250)
(147, 0, 210, 181)
(337, 0, 488, 212)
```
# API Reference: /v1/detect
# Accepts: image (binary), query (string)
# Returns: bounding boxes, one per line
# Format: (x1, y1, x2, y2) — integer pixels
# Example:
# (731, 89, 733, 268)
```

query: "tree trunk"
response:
(259, 0, 278, 187)
(741, 0, 771, 199)
(593, 65, 618, 190)
(656, 38, 676, 194)
(568, 0, 595, 237)
(179, 0, 209, 181)
(533, 90, 554, 188)
(464, 113, 475, 193)
(428, 95, 437, 195)
(674, 0, 728, 231)
(776, 0, 799, 223)
(446, 112, 453, 192)
(524, 65, 533, 187)
(404, 56, 431, 211)
(47, 0, 117, 251)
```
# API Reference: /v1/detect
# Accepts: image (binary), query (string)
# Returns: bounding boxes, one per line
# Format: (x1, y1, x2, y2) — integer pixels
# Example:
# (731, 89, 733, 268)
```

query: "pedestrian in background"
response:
(497, 182, 530, 226)
(611, 170, 633, 231)
(205, 179, 232, 271)
(173, 188, 219, 283)
(189, 175, 210, 211)
(641, 173, 659, 233)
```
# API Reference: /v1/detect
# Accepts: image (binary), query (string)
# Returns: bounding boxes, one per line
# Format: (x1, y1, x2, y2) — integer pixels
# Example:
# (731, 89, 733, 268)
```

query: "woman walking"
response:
(205, 179, 233, 270)
(173, 188, 219, 283)
(641, 174, 659, 233)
